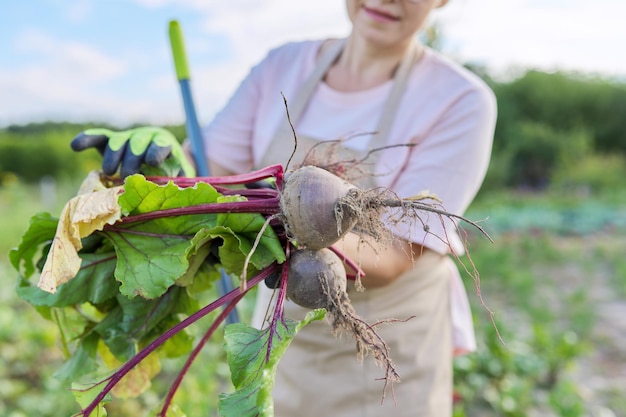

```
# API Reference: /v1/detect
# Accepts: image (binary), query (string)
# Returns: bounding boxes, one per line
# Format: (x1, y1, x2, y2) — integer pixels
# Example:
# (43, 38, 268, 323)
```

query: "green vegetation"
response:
(0, 180, 235, 416)
(453, 230, 594, 417)
(0, 122, 187, 184)
(450, 187, 626, 416)
(3, 70, 626, 194)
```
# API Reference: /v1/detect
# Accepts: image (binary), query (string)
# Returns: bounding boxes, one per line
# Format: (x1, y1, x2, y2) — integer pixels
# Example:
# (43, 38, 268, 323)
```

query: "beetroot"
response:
(284, 247, 401, 393)
(286, 248, 347, 309)
(280, 165, 358, 250)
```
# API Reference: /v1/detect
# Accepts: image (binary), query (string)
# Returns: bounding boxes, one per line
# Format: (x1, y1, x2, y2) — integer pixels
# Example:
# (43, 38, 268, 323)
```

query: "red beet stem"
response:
(79, 264, 278, 416)
(147, 164, 284, 187)
(116, 197, 281, 225)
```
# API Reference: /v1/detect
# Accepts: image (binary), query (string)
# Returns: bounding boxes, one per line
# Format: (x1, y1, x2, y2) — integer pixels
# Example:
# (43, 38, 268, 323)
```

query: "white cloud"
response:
(435, 0, 626, 76)
(15, 29, 126, 82)
(65, 0, 94, 22)
(133, 0, 208, 9)
(1, 29, 147, 126)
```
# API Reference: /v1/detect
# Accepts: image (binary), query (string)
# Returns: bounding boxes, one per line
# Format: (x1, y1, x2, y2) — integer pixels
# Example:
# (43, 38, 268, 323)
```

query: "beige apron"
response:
(253, 38, 453, 417)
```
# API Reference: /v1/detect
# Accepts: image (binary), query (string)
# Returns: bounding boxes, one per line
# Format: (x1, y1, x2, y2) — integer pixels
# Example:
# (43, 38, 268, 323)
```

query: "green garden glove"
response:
(70, 126, 196, 178)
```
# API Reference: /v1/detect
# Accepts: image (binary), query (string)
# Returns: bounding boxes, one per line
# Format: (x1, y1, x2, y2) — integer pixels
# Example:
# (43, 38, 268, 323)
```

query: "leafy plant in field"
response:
(10, 165, 323, 416)
(452, 230, 597, 417)
(453, 319, 587, 417)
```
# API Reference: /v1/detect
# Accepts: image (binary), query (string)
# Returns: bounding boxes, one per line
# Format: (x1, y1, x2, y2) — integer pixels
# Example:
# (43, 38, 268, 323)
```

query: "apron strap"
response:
(368, 41, 420, 151)
(285, 38, 346, 123)
(278, 37, 421, 161)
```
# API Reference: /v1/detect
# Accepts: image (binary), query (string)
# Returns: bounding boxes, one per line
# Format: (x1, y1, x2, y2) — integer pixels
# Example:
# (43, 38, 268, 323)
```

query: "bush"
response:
(0, 123, 187, 184)
(492, 70, 626, 154)
(553, 153, 626, 194)
(482, 122, 591, 191)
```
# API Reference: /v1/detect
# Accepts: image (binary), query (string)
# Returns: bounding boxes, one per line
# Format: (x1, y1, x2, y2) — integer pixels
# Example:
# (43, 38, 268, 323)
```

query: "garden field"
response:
(1, 178, 625, 417)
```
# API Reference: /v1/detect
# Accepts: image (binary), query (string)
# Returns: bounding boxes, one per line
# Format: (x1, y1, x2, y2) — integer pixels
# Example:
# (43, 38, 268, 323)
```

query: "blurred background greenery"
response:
(1, 68, 626, 416)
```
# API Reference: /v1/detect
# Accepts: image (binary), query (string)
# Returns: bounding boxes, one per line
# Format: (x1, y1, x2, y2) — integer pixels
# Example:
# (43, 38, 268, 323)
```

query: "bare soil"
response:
(571, 260, 626, 416)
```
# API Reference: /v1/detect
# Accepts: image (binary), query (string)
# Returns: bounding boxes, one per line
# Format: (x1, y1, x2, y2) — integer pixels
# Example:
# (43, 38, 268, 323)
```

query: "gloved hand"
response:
(70, 126, 196, 178)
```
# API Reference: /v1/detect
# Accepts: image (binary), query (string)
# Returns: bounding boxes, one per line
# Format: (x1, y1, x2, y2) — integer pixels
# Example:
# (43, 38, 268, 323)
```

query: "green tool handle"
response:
(169, 20, 191, 81)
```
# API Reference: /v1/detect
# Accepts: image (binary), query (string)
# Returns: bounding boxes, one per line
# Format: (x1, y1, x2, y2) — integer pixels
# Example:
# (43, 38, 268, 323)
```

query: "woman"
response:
(202, 1, 496, 415)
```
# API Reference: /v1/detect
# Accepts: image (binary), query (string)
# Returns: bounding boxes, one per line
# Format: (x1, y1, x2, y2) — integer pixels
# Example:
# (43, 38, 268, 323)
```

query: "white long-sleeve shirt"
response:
(204, 39, 496, 255)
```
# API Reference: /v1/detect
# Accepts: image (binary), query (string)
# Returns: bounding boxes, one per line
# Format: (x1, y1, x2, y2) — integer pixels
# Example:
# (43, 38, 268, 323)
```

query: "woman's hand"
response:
(336, 232, 425, 288)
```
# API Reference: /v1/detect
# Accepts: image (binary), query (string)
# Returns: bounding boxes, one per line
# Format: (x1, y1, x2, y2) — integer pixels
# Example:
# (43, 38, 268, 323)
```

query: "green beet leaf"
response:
(9, 211, 58, 278)
(104, 176, 284, 299)
(51, 306, 90, 351)
(150, 316, 194, 359)
(120, 174, 221, 215)
(94, 286, 187, 361)
(17, 252, 118, 307)
(102, 229, 196, 299)
(54, 332, 100, 383)
(218, 309, 325, 417)
(216, 195, 285, 265)
(11, 172, 291, 415)
(72, 374, 112, 417)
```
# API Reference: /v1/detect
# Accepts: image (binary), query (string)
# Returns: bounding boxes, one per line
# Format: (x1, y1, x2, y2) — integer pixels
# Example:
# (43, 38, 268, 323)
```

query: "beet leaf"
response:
(104, 175, 284, 298)
(218, 309, 325, 417)
(17, 252, 118, 307)
(9, 211, 58, 277)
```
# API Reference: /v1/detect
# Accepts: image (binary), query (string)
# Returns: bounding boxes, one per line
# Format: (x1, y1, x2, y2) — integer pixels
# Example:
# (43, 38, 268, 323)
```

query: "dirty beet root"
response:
(286, 248, 400, 389)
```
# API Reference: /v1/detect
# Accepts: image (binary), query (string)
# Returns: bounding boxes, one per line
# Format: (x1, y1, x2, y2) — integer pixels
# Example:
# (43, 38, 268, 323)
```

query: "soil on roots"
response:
(319, 272, 403, 396)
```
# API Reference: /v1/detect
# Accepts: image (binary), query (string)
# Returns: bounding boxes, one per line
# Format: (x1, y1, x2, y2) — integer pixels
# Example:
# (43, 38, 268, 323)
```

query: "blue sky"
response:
(1, 0, 623, 127)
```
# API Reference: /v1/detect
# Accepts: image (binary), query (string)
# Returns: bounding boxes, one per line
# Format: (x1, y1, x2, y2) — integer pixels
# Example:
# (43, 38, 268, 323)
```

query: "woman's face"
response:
(346, 0, 445, 48)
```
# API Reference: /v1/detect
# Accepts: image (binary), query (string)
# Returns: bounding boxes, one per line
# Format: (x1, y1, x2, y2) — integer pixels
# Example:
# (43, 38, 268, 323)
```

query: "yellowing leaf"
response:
(98, 340, 162, 399)
(38, 172, 123, 293)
